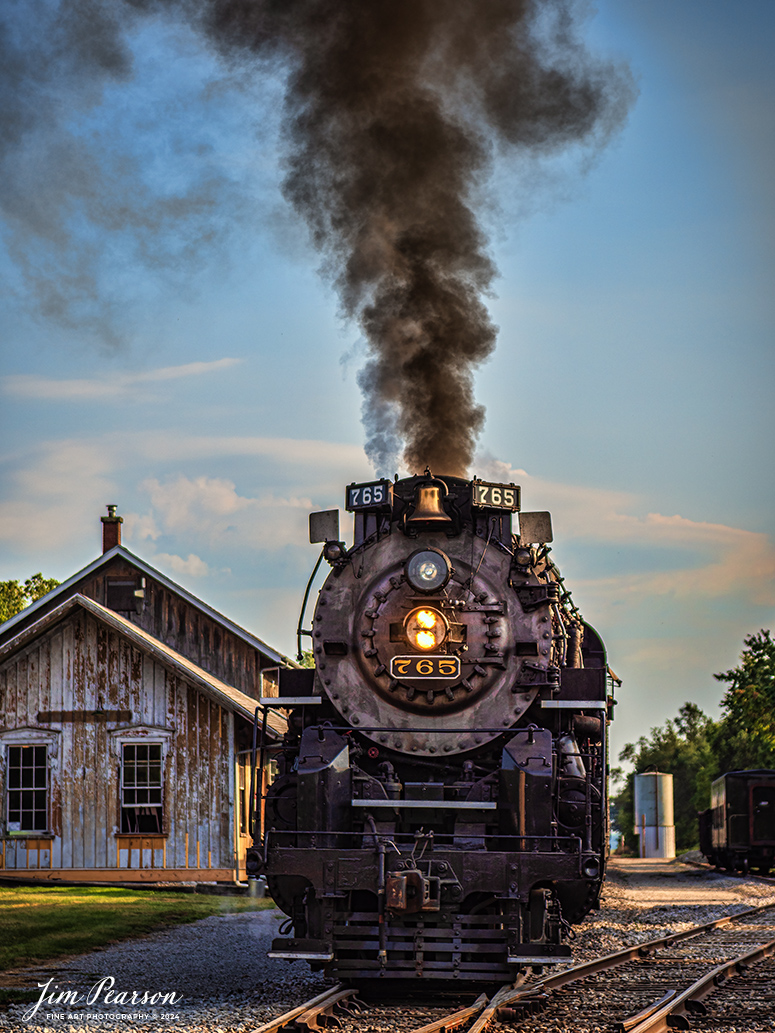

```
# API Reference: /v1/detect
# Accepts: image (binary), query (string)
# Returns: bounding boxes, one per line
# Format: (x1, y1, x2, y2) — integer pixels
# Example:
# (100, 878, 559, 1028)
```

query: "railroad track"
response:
(683, 856, 775, 886)
(253, 902, 775, 1033)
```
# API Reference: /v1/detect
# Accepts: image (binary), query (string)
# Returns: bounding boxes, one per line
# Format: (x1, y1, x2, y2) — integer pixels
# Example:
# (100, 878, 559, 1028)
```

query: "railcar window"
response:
(121, 743, 163, 833)
(6, 744, 48, 832)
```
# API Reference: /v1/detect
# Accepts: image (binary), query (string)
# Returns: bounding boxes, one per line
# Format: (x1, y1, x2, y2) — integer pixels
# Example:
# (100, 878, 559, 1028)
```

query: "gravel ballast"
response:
(5, 858, 775, 1033)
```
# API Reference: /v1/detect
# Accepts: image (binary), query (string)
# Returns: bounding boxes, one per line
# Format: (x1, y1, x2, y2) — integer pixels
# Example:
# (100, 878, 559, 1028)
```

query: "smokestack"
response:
(101, 504, 123, 553)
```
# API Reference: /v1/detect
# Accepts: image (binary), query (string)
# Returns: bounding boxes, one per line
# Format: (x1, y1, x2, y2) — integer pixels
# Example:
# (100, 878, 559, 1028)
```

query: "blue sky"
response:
(1, 0, 773, 763)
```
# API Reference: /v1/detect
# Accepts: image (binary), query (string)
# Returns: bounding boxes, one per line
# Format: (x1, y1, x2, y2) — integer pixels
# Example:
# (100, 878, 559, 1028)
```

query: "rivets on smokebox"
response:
(364, 647, 378, 657)
(374, 664, 386, 676)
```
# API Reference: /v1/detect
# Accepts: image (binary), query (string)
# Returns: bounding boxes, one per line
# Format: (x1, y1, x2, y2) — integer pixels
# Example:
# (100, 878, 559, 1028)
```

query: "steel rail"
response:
(620, 934, 775, 1033)
(448, 900, 775, 1032)
(410, 993, 488, 1033)
(252, 983, 358, 1033)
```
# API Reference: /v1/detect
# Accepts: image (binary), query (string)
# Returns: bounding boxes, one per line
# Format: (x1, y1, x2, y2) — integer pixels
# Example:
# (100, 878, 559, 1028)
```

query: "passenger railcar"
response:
(699, 770, 775, 875)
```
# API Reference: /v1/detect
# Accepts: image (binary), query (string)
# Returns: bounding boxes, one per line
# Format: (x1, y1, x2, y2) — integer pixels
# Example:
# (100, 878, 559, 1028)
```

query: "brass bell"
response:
(406, 483, 452, 527)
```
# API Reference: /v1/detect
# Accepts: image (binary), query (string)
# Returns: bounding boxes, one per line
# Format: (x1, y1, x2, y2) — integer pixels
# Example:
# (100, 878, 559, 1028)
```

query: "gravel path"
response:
(5, 858, 775, 1033)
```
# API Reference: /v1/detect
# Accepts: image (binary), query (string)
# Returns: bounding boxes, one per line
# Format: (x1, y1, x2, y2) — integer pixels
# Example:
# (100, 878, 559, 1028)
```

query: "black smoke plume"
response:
(1, 1, 634, 472)
(199, 0, 634, 475)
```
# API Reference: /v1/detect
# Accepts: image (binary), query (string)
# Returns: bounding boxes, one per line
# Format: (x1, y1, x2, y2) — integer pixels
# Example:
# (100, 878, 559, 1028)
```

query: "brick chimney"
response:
(101, 504, 123, 553)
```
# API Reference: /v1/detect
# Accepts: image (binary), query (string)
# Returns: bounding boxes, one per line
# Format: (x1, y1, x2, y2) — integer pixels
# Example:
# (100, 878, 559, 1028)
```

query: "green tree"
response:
(614, 702, 721, 853)
(713, 630, 775, 771)
(0, 574, 60, 624)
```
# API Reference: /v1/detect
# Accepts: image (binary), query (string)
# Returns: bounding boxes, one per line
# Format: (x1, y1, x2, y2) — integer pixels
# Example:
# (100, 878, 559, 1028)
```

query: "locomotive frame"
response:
(246, 471, 618, 983)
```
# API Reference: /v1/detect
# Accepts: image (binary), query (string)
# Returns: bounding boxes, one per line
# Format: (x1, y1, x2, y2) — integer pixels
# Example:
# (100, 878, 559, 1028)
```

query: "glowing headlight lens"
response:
(405, 549, 451, 593)
(415, 609, 437, 629)
(405, 606, 447, 651)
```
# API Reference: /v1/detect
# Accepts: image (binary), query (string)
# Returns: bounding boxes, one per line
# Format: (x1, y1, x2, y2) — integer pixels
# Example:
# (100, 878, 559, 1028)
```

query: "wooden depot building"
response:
(0, 506, 293, 884)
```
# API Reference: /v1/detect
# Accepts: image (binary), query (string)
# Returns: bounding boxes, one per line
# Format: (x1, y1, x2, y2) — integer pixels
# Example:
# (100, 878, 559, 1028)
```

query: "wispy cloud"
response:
(130, 475, 316, 551)
(0, 430, 368, 553)
(479, 456, 775, 611)
(1, 359, 242, 401)
(152, 552, 212, 578)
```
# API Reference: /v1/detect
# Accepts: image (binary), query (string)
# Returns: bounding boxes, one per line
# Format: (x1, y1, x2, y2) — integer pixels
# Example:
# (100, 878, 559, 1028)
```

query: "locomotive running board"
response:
(268, 951, 335, 961)
(260, 697, 322, 706)
(351, 799, 497, 809)
(540, 700, 606, 708)
(507, 955, 570, 964)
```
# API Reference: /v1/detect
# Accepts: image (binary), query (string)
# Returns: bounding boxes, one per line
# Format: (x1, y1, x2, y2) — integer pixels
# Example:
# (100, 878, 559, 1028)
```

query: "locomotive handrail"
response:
(263, 828, 586, 847)
(248, 705, 259, 840)
(296, 548, 325, 661)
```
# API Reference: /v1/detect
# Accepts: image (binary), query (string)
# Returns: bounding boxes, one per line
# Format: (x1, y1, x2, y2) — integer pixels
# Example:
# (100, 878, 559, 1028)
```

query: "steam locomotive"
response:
(247, 471, 617, 983)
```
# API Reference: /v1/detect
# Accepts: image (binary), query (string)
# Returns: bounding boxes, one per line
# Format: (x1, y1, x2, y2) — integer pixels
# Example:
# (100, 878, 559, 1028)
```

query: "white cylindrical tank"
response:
(633, 772, 675, 859)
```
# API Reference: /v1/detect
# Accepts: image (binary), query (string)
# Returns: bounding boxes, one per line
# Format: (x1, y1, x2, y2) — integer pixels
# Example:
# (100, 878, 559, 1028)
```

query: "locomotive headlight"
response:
(405, 606, 448, 651)
(405, 549, 451, 593)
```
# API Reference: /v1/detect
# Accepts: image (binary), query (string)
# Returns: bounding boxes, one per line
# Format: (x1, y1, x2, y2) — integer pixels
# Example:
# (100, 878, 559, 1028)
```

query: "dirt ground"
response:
(604, 856, 775, 907)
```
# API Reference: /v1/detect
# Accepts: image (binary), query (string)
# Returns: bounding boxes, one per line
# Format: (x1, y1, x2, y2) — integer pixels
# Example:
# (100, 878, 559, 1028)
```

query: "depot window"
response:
(121, 743, 163, 834)
(6, 744, 48, 833)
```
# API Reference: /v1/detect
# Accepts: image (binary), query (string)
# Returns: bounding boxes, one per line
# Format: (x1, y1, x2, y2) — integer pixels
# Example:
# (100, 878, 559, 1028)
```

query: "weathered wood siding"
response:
(78, 559, 268, 699)
(0, 610, 235, 874)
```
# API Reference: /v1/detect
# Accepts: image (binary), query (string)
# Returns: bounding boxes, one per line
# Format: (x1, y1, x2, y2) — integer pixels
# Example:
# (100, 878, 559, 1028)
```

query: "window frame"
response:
(1, 729, 59, 838)
(109, 727, 172, 839)
(6, 743, 49, 834)
(119, 741, 164, 834)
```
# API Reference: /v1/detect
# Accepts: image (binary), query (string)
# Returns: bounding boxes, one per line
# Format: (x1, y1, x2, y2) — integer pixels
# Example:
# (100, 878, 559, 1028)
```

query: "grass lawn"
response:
(0, 884, 275, 974)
